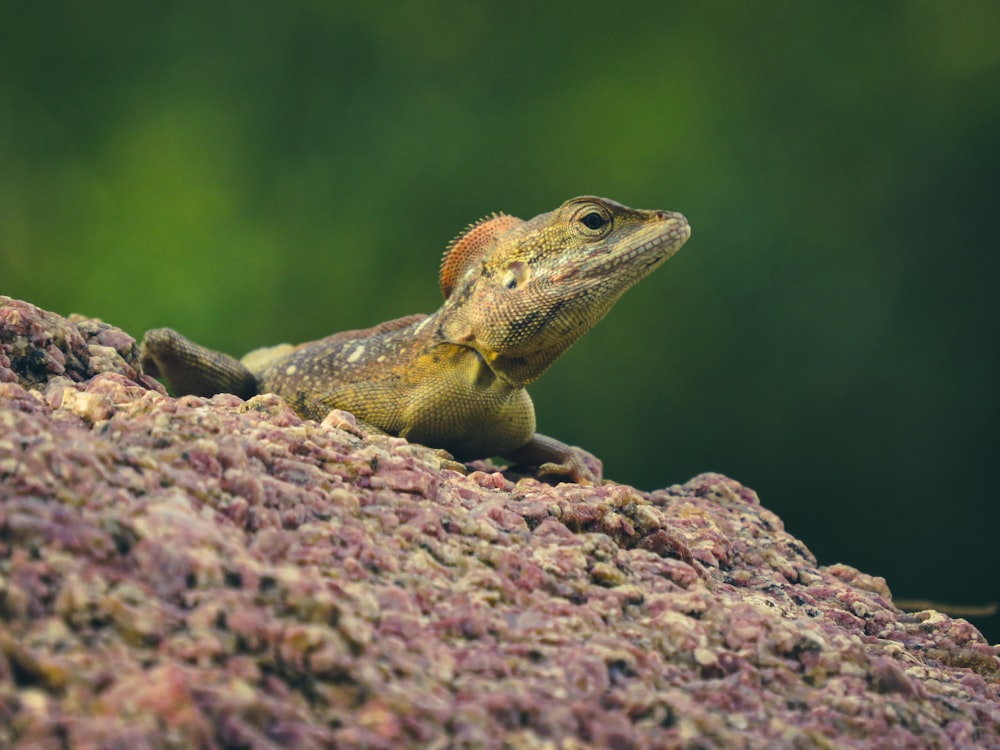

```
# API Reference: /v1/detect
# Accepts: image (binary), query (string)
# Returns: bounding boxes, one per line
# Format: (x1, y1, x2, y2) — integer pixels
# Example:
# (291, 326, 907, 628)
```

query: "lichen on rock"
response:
(1, 295, 998, 748)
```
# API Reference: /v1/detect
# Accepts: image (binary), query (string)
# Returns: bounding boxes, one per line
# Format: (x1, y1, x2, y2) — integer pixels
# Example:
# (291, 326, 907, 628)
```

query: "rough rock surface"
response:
(1, 295, 998, 749)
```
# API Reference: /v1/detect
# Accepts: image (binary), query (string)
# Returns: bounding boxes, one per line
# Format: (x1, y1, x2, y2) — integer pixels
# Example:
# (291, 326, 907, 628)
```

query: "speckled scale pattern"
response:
(254, 318, 537, 460)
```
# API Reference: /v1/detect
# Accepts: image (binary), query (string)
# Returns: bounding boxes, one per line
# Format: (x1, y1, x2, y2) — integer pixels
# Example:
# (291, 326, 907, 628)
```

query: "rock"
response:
(1, 295, 998, 748)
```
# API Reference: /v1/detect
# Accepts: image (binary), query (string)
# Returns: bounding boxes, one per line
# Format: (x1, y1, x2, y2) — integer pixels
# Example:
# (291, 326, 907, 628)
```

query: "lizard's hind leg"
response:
(141, 328, 257, 399)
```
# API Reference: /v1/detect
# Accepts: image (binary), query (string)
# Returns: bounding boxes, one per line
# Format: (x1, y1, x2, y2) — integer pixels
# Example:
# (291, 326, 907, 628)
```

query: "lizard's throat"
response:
(434, 309, 576, 387)
(480, 344, 573, 388)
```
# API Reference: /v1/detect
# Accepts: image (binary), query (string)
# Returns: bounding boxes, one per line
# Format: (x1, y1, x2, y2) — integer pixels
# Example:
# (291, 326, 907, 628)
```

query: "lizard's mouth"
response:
(608, 214, 691, 276)
(642, 256, 663, 271)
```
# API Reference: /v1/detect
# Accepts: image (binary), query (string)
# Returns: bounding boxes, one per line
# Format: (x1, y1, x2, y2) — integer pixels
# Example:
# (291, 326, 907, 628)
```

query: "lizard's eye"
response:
(502, 261, 530, 290)
(572, 203, 614, 238)
(580, 211, 608, 230)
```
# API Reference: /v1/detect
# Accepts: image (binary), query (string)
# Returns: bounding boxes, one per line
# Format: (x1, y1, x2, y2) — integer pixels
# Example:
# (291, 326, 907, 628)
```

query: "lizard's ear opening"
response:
(441, 213, 521, 298)
(501, 261, 531, 291)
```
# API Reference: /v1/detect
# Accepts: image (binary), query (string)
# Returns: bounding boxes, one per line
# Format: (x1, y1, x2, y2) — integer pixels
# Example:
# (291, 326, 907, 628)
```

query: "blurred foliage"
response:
(2, 2, 998, 640)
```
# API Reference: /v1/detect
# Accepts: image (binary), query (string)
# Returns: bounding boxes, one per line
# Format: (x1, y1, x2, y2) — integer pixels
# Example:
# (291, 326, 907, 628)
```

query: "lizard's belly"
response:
(275, 377, 535, 460)
(396, 344, 537, 459)
(400, 381, 536, 460)
(259, 342, 536, 461)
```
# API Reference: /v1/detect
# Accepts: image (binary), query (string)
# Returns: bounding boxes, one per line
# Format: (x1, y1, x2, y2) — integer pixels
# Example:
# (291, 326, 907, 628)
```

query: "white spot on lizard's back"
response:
(347, 344, 366, 364)
(413, 317, 431, 335)
(285, 365, 298, 376)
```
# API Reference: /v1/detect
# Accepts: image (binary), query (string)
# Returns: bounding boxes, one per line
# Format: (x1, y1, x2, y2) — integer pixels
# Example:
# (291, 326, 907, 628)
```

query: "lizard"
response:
(140, 196, 691, 484)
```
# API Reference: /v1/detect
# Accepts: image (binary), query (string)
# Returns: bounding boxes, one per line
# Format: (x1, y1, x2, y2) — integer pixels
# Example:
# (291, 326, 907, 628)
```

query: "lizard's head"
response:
(440, 196, 691, 385)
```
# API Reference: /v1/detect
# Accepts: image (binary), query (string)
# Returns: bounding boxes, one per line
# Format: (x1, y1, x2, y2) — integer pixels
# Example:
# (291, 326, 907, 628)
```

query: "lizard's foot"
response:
(535, 449, 603, 486)
(503, 434, 604, 486)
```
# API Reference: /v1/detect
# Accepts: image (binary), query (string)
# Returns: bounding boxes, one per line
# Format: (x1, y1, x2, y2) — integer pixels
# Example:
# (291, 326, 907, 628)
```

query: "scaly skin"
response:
(141, 196, 691, 483)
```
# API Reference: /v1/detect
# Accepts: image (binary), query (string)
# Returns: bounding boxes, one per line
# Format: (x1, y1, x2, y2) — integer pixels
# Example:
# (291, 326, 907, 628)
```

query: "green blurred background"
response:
(2, 3, 998, 641)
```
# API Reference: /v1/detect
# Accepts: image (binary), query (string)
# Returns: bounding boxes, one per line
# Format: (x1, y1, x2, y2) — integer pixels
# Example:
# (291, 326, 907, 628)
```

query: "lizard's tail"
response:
(141, 328, 258, 400)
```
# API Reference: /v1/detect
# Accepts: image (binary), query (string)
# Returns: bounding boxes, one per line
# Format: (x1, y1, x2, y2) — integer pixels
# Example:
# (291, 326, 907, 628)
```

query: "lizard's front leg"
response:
(502, 433, 603, 486)
(141, 328, 257, 399)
